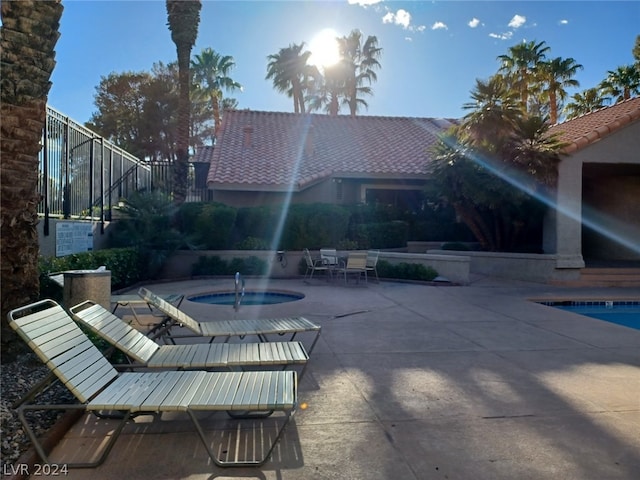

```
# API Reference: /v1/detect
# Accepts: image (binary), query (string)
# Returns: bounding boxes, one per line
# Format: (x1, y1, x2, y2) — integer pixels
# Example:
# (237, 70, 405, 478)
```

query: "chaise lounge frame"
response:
(70, 300, 309, 378)
(8, 299, 297, 469)
(139, 287, 321, 355)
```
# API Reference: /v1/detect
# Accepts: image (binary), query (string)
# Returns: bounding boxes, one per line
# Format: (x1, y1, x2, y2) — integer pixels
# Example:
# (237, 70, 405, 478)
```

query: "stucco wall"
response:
(159, 249, 471, 285)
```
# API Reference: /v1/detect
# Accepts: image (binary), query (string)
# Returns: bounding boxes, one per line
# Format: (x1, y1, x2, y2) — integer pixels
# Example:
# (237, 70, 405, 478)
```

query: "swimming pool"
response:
(540, 301, 640, 330)
(189, 290, 305, 306)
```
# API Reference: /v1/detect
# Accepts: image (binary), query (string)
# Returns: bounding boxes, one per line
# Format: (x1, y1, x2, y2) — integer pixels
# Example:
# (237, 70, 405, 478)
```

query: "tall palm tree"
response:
(0, 0, 64, 356)
(191, 47, 241, 137)
(266, 43, 315, 113)
(564, 88, 609, 119)
(307, 62, 344, 116)
(498, 40, 550, 112)
(166, 0, 201, 206)
(538, 56, 583, 123)
(337, 29, 382, 117)
(600, 65, 640, 103)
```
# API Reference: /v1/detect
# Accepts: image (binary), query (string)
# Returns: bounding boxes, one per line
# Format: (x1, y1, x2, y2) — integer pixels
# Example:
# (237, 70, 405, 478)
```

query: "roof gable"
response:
(207, 110, 458, 191)
(549, 97, 640, 153)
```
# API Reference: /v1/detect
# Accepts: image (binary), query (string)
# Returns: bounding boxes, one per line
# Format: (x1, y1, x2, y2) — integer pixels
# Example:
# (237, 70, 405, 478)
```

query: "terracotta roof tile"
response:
(549, 96, 640, 153)
(207, 110, 458, 191)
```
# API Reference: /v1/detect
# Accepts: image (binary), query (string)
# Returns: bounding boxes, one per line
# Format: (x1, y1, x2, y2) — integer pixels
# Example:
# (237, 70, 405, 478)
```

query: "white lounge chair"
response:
(138, 287, 322, 355)
(70, 300, 309, 377)
(8, 299, 297, 469)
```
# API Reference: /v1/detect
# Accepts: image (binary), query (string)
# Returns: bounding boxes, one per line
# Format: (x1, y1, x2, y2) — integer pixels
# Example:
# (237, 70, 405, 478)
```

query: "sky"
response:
(47, 0, 639, 125)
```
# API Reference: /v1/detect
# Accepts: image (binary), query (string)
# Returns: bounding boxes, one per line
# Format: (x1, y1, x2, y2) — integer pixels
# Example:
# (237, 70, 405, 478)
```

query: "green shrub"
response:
(441, 242, 471, 251)
(234, 236, 270, 250)
(352, 221, 409, 249)
(376, 260, 438, 281)
(194, 204, 237, 249)
(39, 248, 143, 300)
(191, 255, 268, 276)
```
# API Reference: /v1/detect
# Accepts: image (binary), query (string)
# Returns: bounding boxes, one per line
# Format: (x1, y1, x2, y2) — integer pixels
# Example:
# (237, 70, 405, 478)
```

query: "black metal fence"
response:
(39, 106, 211, 235)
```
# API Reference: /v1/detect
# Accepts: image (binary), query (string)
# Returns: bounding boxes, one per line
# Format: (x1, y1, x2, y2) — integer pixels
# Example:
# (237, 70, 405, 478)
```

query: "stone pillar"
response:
(63, 270, 111, 310)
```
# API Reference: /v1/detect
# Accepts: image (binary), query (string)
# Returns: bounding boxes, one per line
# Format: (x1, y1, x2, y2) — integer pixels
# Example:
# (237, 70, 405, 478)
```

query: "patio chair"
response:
(8, 299, 297, 469)
(320, 248, 342, 277)
(303, 248, 330, 280)
(337, 252, 368, 284)
(366, 250, 380, 283)
(70, 300, 309, 378)
(138, 287, 321, 355)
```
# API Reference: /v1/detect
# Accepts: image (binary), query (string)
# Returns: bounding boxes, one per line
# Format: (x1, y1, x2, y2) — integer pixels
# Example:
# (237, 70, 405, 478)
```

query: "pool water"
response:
(542, 301, 640, 330)
(189, 291, 304, 306)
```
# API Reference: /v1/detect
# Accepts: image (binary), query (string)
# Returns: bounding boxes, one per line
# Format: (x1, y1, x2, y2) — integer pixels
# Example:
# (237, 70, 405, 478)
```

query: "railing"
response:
(234, 272, 245, 312)
(38, 106, 213, 236)
(39, 106, 152, 233)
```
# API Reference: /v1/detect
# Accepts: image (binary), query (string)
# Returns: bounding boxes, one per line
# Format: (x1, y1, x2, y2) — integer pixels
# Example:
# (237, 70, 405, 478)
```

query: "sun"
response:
(308, 28, 341, 68)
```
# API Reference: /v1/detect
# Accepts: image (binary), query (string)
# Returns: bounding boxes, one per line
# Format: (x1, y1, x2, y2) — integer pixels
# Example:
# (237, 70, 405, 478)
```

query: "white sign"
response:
(56, 222, 93, 257)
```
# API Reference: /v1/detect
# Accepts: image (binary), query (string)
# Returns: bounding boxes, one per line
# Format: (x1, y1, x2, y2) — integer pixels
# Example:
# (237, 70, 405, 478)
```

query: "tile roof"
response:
(190, 145, 214, 163)
(548, 96, 640, 154)
(207, 110, 459, 191)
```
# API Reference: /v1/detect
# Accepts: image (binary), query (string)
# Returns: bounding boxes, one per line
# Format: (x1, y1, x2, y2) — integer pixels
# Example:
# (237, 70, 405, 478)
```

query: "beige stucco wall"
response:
(549, 119, 640, 265)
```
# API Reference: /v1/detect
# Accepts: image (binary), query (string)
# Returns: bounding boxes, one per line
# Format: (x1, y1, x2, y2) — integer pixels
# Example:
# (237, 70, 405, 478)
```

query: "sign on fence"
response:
(56, 222, 93, 257)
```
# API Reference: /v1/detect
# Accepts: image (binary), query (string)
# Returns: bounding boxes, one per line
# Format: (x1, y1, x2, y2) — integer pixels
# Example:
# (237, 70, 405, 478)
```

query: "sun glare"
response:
(308, 28, 341, 68)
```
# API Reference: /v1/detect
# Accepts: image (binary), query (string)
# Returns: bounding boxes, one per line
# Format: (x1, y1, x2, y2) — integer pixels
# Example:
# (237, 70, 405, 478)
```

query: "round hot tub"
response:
(188, 290, 304, 306)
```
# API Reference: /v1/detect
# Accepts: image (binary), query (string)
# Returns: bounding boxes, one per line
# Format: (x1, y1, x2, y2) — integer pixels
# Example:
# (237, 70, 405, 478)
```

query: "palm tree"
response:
(462, 75, 522, 148)
(337, 30, 382, 117)
(600, 65, 640, 103)
(498, 40, 550, 112)
(307, 62, 344, 116)
(191, 47, 241, 137)
(564, 88, 609, 119)
(538, 56, 583, 124)
(166, 0, 201, 206)
(0, 0, 64, 357)
(266, 43, 315, 113)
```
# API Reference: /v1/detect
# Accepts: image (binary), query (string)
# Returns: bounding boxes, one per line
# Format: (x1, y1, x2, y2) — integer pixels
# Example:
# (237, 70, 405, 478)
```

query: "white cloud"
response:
(416, 25, 427, 32)
(432, 21, 448, 30)
(468, 18, 481, 28)
(405, 37, 413, 42)
(489, 31, 514, 40)
(508, 14, 526, 29)
(348, 0, 382, 6)
(559, 19, 569, 25)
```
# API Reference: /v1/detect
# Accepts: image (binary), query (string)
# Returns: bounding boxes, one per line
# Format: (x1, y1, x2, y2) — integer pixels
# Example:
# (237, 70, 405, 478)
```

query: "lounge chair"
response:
(337, 252, 368, 284)
(303, 248, 330, 280)
(138, 287, 322, 355)
(70, 300, 309, 377)
(8, 299, 297, 469)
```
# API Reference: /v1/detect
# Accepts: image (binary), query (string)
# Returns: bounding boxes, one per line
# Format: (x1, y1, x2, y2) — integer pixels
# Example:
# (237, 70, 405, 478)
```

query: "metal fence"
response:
(38, 106, 211, 236)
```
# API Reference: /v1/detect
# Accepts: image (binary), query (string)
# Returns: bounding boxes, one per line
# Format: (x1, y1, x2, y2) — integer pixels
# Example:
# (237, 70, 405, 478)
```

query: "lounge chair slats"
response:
(8, 299, 298, 469)
(70, 301, 309, 371)
(138, 287, 321, 354)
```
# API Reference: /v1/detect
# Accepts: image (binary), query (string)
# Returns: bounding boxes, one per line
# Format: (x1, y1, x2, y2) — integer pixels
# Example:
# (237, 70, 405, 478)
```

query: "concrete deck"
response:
(44, 276, 640, 479)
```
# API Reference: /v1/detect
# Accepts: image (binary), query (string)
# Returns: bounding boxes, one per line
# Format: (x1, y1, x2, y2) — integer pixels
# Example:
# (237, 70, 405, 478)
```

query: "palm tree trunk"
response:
(1, 0, 63, 359)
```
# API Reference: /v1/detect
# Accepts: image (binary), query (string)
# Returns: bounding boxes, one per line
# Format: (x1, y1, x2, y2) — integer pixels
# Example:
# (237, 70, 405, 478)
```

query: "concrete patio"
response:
(40, 275, 640, 479)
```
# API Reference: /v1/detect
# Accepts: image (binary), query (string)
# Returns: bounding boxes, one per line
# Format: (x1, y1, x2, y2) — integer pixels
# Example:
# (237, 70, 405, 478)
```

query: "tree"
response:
(166, 0, 201, 206)
(498, 40, 550, 112)
(307, 62, 344, 116)
(462, 75, 521, 147)
(266, 43, 315, 114)
(537, 56, 583, 124)
(600, 65, 640, 103)
(191, 47, 241, 138)
(337, 29, 382, 117)
(0, 0, 64, 358)
(564, 88, 609, 119)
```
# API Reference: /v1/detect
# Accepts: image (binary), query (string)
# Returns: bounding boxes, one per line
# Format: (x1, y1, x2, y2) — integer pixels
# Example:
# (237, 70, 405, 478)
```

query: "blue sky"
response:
(48, 0, 639, 124)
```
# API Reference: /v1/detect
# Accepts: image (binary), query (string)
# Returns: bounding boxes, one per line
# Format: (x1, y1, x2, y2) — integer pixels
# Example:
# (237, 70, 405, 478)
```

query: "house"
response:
(545, 96, 640, 267)
(205, 110, 458, 209)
